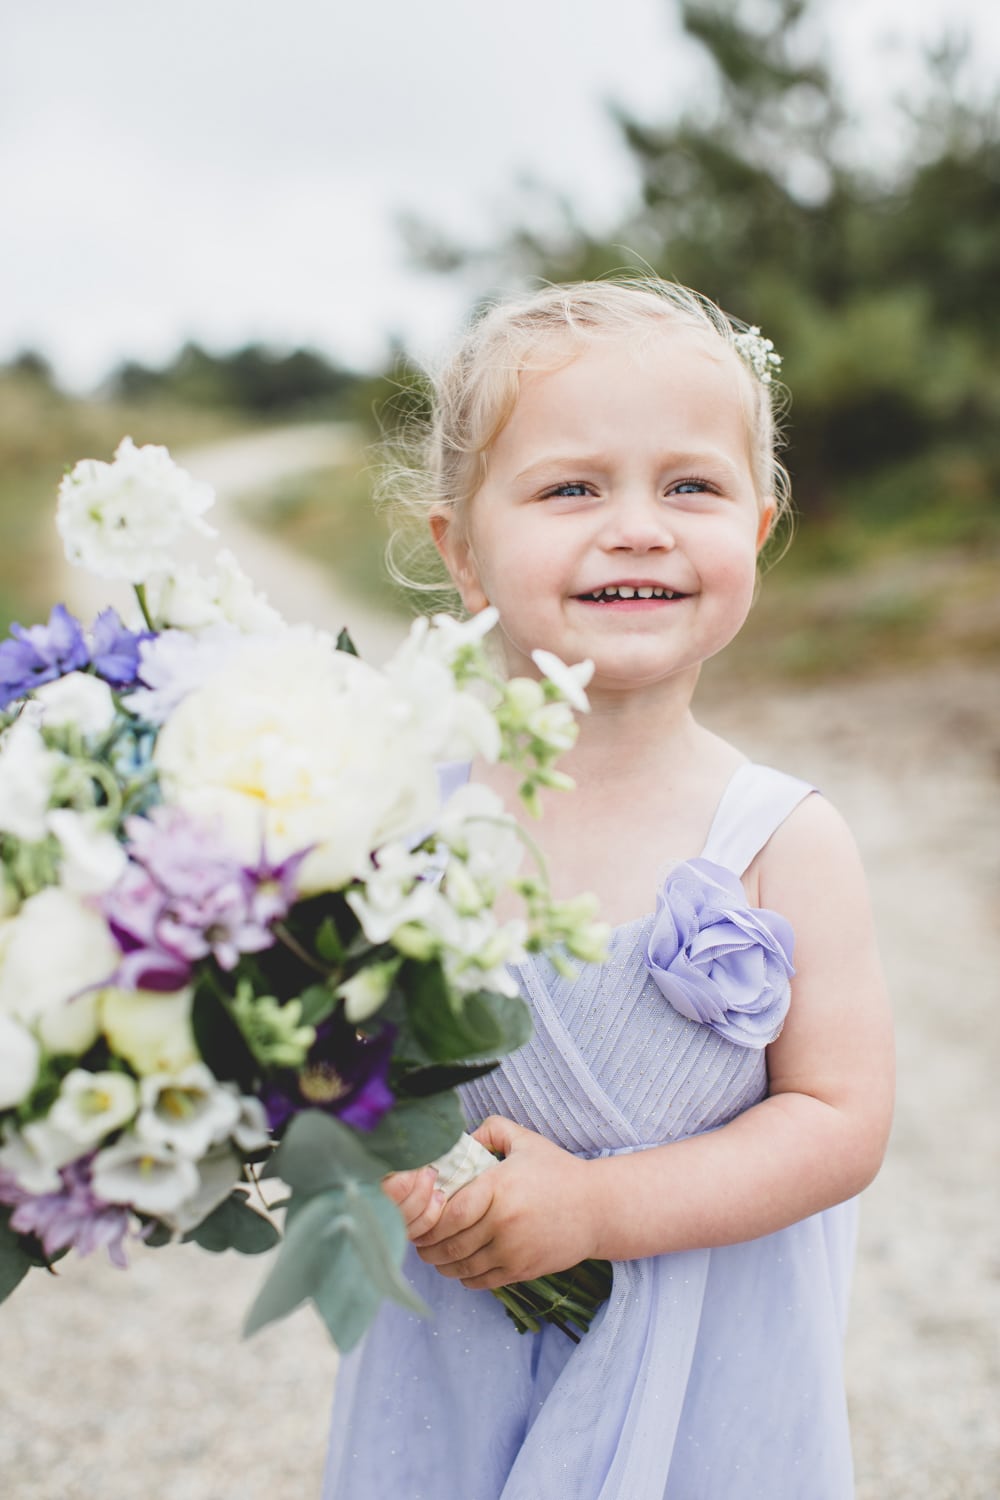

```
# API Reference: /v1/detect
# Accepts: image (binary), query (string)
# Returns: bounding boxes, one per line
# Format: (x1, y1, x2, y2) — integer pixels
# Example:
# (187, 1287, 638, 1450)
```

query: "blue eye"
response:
(671, 478, 711, 495)
(543, 482, 591, 498)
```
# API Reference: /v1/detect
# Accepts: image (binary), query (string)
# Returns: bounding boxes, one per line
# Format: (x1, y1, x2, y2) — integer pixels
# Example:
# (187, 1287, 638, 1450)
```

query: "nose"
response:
(601, 489, 676, 554)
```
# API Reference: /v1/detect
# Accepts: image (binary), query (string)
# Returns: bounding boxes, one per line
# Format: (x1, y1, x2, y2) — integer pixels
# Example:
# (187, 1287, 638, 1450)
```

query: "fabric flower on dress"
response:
(645, 857, 795, 1048)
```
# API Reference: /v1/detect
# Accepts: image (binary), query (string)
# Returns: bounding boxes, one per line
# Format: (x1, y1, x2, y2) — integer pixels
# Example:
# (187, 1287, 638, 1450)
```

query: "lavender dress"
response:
(323, 764, 858, 1499)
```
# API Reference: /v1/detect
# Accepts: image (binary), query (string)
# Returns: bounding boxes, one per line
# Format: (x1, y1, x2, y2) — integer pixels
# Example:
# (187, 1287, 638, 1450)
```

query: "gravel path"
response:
(7, 428, 998, 1498)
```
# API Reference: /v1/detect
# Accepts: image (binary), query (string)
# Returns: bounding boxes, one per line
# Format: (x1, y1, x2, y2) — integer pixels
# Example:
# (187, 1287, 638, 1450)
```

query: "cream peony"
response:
(0, 887, 118, 1054)
(153, 628, 440, 893)
(56, 436, 216, 583)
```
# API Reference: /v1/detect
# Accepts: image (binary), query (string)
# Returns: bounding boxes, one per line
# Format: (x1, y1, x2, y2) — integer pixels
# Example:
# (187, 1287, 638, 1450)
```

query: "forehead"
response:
(492, 324, 754, 464)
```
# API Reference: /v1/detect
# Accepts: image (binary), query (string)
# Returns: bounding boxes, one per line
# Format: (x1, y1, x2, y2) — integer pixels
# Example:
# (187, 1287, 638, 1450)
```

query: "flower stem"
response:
(133, 583, 155, 632)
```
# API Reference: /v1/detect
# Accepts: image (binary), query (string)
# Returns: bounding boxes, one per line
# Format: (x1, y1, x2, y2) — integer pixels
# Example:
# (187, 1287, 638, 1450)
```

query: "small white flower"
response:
(530, 651, 594, 714)
(92, 1134, 201, 1216)
(146, 549, 284, 634)
(345, 843, 438, 945)
(436, 785, 523, 895)
(0, 1014, 40, 1109)
(424, 607, 499, 663)
(0, 1120, 81, 1194)
(122, 625, 243, 724)
(56, 436, 216, 584)
(231, 1094, 271, 1154)
(32, 672, 116, 736)
(0, 720, 59, 842)
(336, 957, 402, 1024)
(136, 1064, 241, 1160)
(100, 985, 199, 1077)
(48, 809, 128, 895)
(0, 887, 116, 1055)
(49, 1068, 139, 1146)
(164, 1143, 244, 1234)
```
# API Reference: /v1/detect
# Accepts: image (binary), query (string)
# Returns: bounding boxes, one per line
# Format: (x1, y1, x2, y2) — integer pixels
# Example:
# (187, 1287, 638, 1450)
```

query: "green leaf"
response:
(314, 918, 345, 966)
(0, 1212, 33, 1302)
(363, 1092, 466, 1171)
(191, 975, 257, 1091)
(407, 967, 533, 1063)
(262, 1109, 387, 1192)
(396, 1060, 499, 1098)
(182, 1190, 280, 1255)
(295, 982, 338, 1028)
(335, 627, 359, 657)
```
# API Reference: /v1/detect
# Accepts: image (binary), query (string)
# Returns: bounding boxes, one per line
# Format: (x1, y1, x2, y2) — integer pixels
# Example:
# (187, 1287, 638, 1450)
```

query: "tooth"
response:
(617, 587, 636, 599)
(603, 587, 619, 598)
(637, 587, 653, 598)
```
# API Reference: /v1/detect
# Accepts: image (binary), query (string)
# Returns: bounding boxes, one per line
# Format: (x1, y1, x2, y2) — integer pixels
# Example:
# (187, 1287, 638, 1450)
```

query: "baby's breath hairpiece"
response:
(731, 325, 782, 385)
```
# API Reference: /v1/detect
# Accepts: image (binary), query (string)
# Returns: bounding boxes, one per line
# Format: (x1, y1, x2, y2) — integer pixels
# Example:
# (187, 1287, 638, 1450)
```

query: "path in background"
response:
(7, 427, 998, 1499)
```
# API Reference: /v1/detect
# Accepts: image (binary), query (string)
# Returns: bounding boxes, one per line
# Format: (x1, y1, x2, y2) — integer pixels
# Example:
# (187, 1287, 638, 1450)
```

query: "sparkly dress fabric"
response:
(322, 763, 858, 1500)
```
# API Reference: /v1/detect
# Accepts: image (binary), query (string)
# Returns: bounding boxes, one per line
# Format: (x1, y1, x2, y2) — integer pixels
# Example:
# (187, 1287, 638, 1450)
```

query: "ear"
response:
(429, 509, 490, 615)
(755, 499, 777, 552)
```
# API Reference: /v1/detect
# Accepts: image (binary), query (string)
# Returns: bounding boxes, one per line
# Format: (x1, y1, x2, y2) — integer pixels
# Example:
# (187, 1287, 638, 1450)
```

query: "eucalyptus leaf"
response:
(0, 1214, 32, 1303)
(263, 1109, 387, 1192)
(244, 1191, 347, 1336)
(182, 1190, 280, 1255)
(363, 1092, 465, 1172)
(308, 1183, 426, 1350)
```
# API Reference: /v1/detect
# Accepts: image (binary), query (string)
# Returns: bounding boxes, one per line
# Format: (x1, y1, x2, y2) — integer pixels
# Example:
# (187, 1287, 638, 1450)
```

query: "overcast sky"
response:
(4, 0, 998, 390)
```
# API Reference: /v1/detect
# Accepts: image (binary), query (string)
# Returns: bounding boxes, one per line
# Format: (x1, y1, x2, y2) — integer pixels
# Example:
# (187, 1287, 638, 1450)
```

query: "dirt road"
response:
(6, 427, 998, 1499)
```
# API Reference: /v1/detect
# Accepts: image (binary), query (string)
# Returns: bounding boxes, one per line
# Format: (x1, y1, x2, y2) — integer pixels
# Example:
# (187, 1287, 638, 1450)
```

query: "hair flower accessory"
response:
(732, 325, 782, 385)
(644, 857, 795, 1047)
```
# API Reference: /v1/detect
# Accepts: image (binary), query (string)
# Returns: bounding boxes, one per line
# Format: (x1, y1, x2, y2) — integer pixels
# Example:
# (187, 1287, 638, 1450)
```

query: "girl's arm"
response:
(411, 795, 895, 1289)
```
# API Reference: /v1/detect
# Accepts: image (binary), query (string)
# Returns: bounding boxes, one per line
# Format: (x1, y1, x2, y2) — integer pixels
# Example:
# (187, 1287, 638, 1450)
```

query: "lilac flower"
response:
(0, 604, 89, 709)
(0, 1156, 137, 1268)
(103, 808, 295, 990)
(89, 608, 154, 688)
(262, 1019, 395, 1134)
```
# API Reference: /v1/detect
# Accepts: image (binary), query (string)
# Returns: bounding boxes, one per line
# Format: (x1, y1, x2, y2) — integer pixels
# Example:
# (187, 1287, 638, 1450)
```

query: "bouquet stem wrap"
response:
(431, 1133, 612, 1341)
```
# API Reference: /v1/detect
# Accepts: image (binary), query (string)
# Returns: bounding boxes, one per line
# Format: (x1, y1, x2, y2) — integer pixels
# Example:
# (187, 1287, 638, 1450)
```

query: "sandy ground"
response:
(4, 428, 998, 1498)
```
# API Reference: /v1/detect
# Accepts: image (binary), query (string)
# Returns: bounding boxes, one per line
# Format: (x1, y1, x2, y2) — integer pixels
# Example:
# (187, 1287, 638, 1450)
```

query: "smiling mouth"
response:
(575, 585, 688, 602)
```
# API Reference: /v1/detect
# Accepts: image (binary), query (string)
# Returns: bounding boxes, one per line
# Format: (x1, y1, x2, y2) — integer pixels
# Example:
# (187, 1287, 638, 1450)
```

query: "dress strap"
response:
(700, 762, 816, 876)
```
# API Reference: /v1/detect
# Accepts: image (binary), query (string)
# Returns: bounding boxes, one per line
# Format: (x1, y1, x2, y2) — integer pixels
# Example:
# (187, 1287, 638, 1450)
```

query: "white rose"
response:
(56, 436, 216, 584)
(32, 672, 116, 736)
(153, 628, 440, 893)
(0, 1013, 41, 1108)
(100, 985, 199, 1076)
(0, 720, 59, 842)
(48, 809, 128, 894)
(0, 887, 117, 1054)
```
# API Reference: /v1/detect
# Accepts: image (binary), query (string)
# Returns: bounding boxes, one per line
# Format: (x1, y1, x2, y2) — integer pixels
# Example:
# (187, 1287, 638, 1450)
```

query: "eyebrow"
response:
(513, 450, 743, 483)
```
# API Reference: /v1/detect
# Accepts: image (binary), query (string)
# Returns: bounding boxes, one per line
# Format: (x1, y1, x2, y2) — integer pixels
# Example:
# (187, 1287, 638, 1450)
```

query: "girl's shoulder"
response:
(749, 782, 872, 929)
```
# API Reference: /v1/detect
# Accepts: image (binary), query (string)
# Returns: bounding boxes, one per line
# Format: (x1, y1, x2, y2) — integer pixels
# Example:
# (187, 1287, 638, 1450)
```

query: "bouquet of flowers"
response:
(0, 438, 610, 1349)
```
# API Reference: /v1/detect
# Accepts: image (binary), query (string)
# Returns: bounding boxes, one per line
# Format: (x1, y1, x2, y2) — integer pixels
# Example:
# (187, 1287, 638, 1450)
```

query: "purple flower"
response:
(104, 808, 285, 990)
(0, 1157, 137, 1269)
(645, 858, 795, 1048)
(89, 608, 154, 688)
(0, 604, 89, 709)
(263, 1019, 395, 1134)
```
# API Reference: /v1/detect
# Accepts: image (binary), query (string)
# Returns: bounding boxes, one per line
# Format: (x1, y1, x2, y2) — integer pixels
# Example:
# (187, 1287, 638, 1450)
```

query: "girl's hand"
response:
(382, 1165, 447, 1242)
(412, 1116, 597, 1290)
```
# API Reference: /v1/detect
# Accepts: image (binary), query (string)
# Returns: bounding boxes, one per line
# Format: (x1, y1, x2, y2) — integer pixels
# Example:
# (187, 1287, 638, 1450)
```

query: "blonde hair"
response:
(381, 276, 792, 599)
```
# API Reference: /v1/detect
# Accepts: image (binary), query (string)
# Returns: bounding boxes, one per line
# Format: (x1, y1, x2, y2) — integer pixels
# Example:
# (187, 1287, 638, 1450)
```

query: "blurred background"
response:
(2, 2, 999, 1497)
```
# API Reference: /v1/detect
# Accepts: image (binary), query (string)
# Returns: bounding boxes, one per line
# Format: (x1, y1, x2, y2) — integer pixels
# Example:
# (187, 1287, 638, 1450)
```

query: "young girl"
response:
(322, 279, 894, 1500)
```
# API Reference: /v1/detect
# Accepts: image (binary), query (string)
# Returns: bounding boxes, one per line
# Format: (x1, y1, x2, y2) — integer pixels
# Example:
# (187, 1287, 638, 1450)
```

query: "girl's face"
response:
(433, 327, 774, 697)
